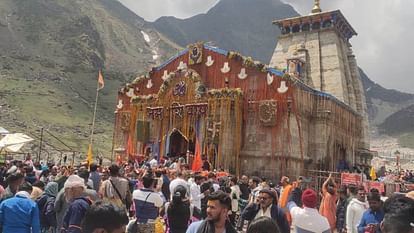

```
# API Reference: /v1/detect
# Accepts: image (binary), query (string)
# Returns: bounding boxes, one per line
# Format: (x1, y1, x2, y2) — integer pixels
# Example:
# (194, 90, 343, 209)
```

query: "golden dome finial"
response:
(311, 0, 322, 14)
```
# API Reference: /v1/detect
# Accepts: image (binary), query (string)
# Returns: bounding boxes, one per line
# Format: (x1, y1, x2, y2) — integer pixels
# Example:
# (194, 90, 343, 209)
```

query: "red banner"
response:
(366, 181, 385, 193)
(341, 173, 362, 185)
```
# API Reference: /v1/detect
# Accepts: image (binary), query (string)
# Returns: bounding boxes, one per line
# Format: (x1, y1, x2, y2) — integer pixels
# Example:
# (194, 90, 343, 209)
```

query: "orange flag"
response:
(192, 140, 202, 171)
(127, 135, 135, 159)
(97, 70, 104, 90)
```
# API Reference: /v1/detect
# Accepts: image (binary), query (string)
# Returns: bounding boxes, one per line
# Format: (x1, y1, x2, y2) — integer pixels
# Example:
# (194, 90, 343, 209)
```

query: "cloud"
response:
(118, 0, 219, 22)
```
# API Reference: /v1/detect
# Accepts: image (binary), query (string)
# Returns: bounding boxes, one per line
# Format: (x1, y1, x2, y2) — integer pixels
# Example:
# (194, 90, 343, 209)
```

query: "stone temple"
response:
(112, 2, 371, 178)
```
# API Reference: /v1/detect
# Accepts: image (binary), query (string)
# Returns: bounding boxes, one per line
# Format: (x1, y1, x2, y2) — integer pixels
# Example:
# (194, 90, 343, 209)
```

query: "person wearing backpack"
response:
(36, 182, 58, 232)
(100, 164, 131, 209)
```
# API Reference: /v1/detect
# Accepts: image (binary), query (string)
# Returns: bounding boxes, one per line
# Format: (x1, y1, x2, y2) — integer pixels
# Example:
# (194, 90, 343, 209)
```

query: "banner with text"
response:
(341, 173, 362, 185)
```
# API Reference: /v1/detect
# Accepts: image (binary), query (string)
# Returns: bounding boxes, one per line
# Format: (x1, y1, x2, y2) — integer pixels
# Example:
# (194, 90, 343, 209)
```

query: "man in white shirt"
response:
(149, 155, 158, 168)
(190, 175, 209, 209)
(346, 186, 368, 233)
(229, 176, 241, 225)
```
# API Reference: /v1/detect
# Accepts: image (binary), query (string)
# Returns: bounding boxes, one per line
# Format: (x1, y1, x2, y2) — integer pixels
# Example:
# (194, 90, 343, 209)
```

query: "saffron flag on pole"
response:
(97, 70, 104, 90)
(87, 144, 93, 165)
(192, 140, 202, 171)
(192, 120, 202, 171)
(370, 166, 377, 181)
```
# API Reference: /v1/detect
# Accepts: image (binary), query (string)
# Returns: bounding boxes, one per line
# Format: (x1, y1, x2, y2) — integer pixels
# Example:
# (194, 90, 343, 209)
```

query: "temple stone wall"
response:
(269, 26, 369, 152)
(269, 29, 360, 108)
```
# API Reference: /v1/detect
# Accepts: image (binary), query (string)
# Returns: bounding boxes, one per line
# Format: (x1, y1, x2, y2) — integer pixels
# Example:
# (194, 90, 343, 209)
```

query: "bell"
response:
(177, 61, 187, 70)
(126, 88, 135, 98)
(205, 56, 214, 67)
(238, 68, 248, 80)
(146, 79, 153, 89)
(267, 73, 274, 85)
(162, 70, 168, 81)
(277, 81, 289, 93)
(117, 100, 123, 109)
(220, 62, 230, 73)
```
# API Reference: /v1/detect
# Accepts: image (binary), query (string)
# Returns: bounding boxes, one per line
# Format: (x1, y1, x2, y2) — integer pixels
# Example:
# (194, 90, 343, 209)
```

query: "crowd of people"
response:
(0, 155, 413, 233)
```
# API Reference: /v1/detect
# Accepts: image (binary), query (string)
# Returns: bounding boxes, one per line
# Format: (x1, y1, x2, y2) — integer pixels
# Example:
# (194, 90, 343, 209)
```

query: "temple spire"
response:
(311, 0, 322, 14)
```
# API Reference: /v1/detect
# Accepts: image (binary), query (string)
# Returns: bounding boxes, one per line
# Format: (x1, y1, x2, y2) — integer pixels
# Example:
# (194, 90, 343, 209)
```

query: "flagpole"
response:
(89, 72, 101, 153)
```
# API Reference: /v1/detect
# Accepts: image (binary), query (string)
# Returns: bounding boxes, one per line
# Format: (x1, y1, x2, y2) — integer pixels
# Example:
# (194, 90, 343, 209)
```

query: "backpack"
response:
(43, 196, 57, 227)
(36, 194, 57, 227)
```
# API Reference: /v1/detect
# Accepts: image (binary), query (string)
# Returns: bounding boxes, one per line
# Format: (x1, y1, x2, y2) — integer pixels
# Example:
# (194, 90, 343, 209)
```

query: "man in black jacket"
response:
(241, 189, 290, 233)
(186, 190, 237, 233)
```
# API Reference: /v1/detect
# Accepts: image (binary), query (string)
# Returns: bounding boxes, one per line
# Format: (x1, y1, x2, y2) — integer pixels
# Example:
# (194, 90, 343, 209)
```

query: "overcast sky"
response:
(119, 0, 414, 93)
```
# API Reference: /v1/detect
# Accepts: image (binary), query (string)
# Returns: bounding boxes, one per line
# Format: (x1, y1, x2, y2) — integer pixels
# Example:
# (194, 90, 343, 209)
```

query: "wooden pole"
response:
(89, 78, 100, 147)
(38, 127, 44, 162)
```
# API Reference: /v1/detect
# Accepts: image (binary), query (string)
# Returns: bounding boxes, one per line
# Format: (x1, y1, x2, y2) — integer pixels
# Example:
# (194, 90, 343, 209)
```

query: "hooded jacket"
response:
(346, 198, 368, 233)
(36, 182, 58, 227)
(0, 191, 41, 233)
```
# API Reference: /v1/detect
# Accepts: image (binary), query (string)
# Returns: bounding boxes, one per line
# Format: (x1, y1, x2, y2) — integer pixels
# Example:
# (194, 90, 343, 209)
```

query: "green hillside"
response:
(0, 0, 180, 159)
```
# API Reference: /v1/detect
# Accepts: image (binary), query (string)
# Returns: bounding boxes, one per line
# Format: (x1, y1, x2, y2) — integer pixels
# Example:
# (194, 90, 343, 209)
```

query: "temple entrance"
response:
(169, 129, 188, 158)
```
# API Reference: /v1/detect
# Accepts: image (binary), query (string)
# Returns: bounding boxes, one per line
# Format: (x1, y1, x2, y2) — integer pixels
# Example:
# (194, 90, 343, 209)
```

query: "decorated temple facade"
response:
(113, 5, 371, 178)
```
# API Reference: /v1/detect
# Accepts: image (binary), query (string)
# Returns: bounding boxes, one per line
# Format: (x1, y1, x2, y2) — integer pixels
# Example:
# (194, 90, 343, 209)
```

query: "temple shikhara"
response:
(112, 2, 371, 178)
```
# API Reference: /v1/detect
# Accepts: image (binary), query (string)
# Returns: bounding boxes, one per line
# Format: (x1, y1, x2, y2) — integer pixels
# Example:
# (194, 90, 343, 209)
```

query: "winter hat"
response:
(302, 188, 317, 208)
(64, 175, 86, 190)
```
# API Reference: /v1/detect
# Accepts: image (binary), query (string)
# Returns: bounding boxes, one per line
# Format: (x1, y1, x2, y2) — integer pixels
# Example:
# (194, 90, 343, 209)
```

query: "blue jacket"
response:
(357, 208, 384, 233)
(0, 193, 41, 233)
(241, 203, 290, 233)
(61, 197, 91, 233)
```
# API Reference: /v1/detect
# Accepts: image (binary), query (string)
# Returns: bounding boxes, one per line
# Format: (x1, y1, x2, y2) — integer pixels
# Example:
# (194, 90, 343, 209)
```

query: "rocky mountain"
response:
(0, 0, 180, 158)
(360, 69, 414, 148)
(152, 0, 299, 63)
(359, 68, 414, 125)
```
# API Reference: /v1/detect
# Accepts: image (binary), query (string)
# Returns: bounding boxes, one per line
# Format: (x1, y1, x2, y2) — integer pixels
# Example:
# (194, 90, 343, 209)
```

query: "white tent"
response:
(0, 127, 9, 135)
(0, 133, 34, 152)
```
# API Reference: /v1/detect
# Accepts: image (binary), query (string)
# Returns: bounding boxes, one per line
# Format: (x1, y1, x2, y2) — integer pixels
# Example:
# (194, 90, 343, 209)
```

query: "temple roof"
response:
(273, 10, 357, 41)
(137, 44, 360, 116)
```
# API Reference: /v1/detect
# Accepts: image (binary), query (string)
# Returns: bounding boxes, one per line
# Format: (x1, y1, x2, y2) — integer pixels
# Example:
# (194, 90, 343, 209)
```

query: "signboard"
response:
(341, 173, 362, 185)
(365, 181, 385, 193)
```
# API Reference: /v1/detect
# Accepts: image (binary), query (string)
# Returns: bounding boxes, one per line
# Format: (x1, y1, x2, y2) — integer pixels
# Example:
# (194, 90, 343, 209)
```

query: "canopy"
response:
(0, 133, 34, 152)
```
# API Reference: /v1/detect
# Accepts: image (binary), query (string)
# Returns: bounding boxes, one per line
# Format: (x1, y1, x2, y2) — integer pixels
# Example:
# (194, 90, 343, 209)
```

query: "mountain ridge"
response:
(0, 0, 180, 157)
(152, 0, 299, 63)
